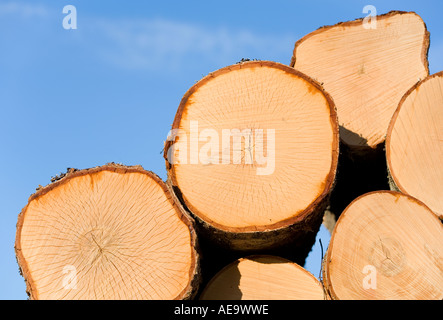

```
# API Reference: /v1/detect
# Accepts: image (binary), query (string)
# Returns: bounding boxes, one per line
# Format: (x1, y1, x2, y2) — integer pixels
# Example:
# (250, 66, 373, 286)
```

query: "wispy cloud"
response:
(89, 17, 295, 71)
(0, 1, 49, 17)
(0, 1, 296, 72)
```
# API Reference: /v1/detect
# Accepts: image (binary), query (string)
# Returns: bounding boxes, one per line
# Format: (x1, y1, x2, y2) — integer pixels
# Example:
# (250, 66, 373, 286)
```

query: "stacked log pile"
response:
(15, 11, 442, 300)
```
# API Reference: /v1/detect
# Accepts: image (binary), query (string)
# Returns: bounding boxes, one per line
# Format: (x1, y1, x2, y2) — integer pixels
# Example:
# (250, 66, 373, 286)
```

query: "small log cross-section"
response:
(164, 60, 339, 251)
(386, 71, 443, 219)
(323, 191, 443, 300)
(15, 164, 200, 300)
(199, 255, 325, 300)
(291, 11, 429, 151)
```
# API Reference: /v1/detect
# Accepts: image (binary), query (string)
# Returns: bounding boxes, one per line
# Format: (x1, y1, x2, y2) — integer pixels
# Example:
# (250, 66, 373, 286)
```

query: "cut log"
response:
(199, 255, 325, 300)
(323, 191, 443, 300)
(386, 71, 443, 219)
(291, 11, 429, 151)
(164, 60, 339, 251)
(15, 163, 200, 300)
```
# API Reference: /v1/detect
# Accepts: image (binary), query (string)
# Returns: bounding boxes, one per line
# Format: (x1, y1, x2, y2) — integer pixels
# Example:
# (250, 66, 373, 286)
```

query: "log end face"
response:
(291, 11, 430, 151)
(325, 191, 443, 300)
(15, 164, 201, 300)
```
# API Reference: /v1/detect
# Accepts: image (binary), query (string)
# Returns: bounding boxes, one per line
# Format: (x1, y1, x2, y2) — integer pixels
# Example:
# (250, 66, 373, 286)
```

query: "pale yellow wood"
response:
(166, 61, 338, 239)
(200, 255, 325, 300)
(291, 11, 429, 149)
(324, 191, 443, 300)
(15, 165, 199, 300)
(387, 72, 443, 219)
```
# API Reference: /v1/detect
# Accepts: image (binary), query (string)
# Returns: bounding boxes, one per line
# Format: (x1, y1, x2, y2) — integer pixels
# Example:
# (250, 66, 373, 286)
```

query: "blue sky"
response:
(1, 0, 442, 300)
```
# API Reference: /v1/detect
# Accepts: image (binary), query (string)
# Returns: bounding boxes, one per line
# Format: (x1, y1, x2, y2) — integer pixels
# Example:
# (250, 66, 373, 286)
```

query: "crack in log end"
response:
(369, 237, 406, 277)
(78, 228, 116, 267)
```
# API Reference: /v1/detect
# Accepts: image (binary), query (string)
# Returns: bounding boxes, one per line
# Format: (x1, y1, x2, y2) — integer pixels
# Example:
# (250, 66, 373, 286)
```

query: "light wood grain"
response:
(15, 164, 200, 300)
(165, 60, 339, 250)
(200, 255, 325, 300)
(291, 11, 429, 149)
(387, 71, 443, 219)
(324, 191, 443, 300)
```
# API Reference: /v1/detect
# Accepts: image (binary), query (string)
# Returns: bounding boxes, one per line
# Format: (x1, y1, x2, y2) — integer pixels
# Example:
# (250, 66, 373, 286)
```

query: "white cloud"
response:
(0, 1, 49, 17)
(0, 2, 296, 72)
(89, 17, 295, 71)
